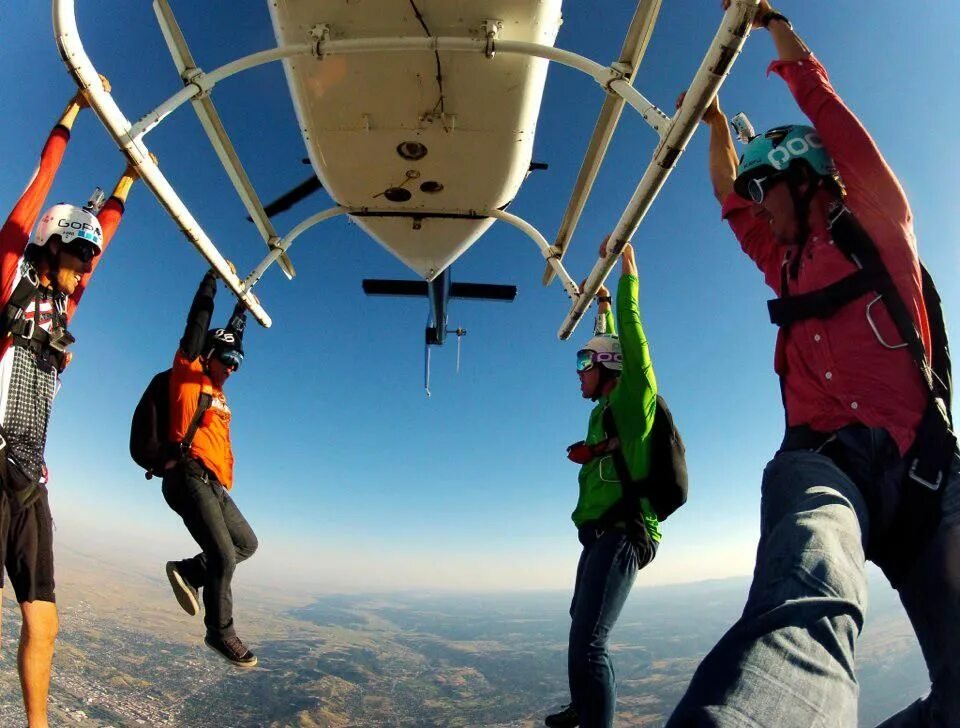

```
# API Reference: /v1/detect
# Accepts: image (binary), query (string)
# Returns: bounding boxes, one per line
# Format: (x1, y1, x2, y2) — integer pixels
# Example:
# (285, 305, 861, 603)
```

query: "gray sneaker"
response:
(205, 634, 258, 668)
(165, 562, 199, 616)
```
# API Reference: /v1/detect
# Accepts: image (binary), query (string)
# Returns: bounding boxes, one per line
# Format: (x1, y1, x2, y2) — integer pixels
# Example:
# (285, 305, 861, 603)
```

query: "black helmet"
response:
(204, 328, 244, 370)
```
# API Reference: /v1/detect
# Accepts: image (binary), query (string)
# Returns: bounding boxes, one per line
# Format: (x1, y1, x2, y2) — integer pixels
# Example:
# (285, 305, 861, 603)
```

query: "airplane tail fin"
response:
(362, 277, 515, 396)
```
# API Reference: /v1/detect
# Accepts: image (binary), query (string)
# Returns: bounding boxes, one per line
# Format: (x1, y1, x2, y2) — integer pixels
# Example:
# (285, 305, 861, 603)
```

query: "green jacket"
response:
(572, 274, 661, 542)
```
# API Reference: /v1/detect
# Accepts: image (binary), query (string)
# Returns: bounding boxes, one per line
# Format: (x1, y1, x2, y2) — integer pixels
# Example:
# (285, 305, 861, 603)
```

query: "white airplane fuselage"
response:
(269, 0, 563, 280)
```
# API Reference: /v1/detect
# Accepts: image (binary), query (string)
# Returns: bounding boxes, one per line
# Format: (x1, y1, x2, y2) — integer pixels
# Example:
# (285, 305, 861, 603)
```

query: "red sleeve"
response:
(722, 192, 782, 294)
(66, 196, 125, 322)
(0, 125, 71, 307)
(769, 54, 910, 224)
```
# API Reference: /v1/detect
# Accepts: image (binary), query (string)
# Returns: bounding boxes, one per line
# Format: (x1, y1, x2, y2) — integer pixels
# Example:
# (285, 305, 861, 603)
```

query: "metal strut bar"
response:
(52, 0, 272, 326)
(544, 0, 663, 285)
(125, 37, 667, 146)
(557, 0, 760, 340)
(241, 206, 579, 301)
(152, 0, 297, 281)
(245, 206, 351, 289)
(484, 209, 579, 301)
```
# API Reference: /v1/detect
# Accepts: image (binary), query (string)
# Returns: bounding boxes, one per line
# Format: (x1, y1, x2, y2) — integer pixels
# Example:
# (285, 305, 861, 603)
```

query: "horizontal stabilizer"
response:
(449, 283, 517, 302)
(361, 279, 429, 297)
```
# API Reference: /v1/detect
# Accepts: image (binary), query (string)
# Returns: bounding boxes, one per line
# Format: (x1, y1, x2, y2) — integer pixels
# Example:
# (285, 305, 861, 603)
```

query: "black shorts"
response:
(0, 487, 56, 603)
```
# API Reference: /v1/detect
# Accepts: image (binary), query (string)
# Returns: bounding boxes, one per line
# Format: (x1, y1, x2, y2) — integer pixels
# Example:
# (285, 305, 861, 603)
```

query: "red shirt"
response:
(723, 55, 929, 455)
(0, 124, 125, 351)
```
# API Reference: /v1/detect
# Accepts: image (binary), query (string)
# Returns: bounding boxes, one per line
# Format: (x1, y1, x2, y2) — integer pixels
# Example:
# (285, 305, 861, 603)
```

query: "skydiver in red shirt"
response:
(668, 3, 958, 726)
(0, 79, 147, 728)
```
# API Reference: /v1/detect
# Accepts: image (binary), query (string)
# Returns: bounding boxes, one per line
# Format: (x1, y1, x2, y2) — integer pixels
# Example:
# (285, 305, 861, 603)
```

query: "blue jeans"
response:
(667, 428, 960, 727)
(569, 527, 656, 728)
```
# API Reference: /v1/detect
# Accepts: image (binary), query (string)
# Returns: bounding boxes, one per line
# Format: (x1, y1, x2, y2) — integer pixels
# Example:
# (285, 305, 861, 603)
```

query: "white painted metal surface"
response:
(152, 0, 296, 280)
(269, 0, 563, 279)
(544, 0, 662, 285)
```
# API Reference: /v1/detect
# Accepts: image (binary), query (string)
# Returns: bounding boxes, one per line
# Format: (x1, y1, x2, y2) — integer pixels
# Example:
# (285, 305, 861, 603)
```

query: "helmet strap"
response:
(590, 366, 620, 401)
(32, 241, 62, 291)
(786, 167, 821, 278)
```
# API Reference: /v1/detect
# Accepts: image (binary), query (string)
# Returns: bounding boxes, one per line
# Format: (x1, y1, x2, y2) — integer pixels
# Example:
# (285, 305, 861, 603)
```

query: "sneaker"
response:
(204, 634, 258, 668)
(545, 703, 579, 728)
(165, 562, 199, 616)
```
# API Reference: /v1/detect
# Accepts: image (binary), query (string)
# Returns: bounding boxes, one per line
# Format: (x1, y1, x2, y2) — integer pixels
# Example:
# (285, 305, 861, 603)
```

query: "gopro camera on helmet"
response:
(84, 187, 106, 215)
(730, 112, 756, 144)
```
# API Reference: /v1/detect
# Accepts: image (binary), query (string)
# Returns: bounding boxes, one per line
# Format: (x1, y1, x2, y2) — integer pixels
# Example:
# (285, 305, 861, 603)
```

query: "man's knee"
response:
(236, 533, 258, 562)
(759, 453, 868, 589)
(20, 602, 58, 647)
(569, 622, 609, 665)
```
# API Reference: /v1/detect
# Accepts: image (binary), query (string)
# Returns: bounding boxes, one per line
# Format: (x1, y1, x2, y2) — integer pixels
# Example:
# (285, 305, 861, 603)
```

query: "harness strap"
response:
(830, 208, 934, 390)
(181, 392, 213, 454)
(769, 206, 935, 392)
(770, 204, 955, 493)
(768, 267, 887, 328)
(0, 272, 41, 337)
(600, 406, 647, 531)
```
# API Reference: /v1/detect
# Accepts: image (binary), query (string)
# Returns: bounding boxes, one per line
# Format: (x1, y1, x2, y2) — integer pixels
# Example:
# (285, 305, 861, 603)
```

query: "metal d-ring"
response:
(865, 295, 909, 350)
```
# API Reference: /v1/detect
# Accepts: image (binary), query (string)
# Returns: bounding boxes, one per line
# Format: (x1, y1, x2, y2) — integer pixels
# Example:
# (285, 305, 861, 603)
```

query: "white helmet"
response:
(31, 204, 103, 253)
(577, 335, 623, 372)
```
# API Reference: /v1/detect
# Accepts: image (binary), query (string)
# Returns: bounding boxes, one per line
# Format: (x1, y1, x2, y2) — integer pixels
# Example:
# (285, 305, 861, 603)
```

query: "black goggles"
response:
(746, 171, 787, 204)
(61, 241, 99, 264)
(217, 348, 243, 371)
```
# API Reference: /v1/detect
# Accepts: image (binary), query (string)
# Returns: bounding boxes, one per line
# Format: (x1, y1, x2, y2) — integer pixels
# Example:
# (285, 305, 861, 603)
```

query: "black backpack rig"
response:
(130, 369, 211, 479)
(568, 394, 688, 528)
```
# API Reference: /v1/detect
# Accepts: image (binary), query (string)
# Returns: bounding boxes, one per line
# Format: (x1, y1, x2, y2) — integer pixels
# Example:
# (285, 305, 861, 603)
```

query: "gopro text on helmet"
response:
(57, 220, 98, 232)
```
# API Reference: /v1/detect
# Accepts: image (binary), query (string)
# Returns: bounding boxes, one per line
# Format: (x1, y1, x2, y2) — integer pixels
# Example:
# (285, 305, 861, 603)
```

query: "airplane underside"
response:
(270, 0, 563, 280)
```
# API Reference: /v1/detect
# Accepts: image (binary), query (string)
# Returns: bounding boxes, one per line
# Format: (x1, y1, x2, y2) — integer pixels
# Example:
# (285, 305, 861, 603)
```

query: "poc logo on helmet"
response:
(767, 131, 825, 170)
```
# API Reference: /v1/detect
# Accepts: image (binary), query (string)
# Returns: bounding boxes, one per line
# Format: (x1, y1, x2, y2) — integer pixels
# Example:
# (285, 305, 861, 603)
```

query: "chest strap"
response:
(768, 206, 932, 389)
(2, 269, 74, 371)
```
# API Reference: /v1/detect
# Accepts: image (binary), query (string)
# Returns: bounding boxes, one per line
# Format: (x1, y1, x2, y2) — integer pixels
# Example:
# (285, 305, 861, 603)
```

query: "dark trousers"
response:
(568, 526, 657, 728)
(162, 460, 258, 639)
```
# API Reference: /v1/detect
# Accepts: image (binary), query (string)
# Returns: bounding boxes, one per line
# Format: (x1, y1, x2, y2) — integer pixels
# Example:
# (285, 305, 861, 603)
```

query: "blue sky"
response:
(2, 2, 957, 592)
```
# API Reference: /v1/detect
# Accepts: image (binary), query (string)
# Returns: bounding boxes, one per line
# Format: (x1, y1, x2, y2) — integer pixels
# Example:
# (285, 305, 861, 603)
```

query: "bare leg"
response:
(18, 600, 58, 728)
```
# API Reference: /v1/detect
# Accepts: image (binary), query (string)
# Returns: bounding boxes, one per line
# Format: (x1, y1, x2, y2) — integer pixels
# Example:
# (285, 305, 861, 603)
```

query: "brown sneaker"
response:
(165, 562, 199, 616)
(204, 634, 258, 668)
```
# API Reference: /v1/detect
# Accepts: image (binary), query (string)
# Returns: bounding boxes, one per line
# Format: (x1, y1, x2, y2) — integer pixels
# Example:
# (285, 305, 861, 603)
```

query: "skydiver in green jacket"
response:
(546, 241, 659, 728)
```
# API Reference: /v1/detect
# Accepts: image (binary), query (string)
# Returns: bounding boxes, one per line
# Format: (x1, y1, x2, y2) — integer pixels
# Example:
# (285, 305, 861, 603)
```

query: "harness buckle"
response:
(908, 458, 943, 491)
(47, 329, 75, 353)
(17, 317, 35, 341)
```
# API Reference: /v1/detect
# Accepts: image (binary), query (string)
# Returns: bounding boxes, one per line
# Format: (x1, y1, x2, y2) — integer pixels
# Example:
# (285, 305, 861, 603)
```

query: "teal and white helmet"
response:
(734, 125, 837, 200)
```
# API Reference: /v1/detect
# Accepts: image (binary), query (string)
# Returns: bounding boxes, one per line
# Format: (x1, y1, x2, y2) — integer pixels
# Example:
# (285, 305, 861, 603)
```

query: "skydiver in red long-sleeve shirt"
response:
(0, 78, 147, 728)
(668, 2, 958, 727)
